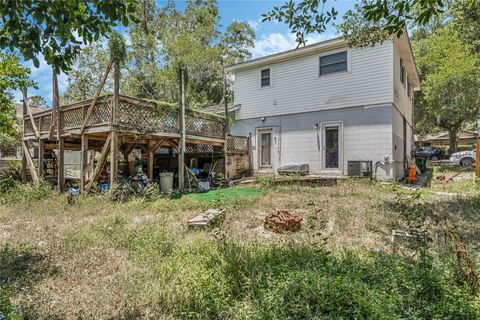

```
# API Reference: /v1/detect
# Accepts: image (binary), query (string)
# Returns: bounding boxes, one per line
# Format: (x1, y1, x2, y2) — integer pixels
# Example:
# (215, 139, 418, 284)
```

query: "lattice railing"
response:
(62, 107, 83, 130)
(117, 97, 178, 133)
(39, 115, 51, 132)
(185, 112, 225, 138)
(87, 97, 112, 126)
(227, 135, 249, 154)
(24, 94, 227, 140)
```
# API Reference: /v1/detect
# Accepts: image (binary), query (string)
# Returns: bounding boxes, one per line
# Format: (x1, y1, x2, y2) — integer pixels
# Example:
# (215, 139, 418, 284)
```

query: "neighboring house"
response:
(415, 131, 478, 148)
(225, 34, 420, 180)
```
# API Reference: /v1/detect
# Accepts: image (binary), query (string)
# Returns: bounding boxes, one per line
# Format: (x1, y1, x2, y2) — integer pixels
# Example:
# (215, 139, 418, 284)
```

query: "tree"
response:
(262, 0, 476, 47)
(62, 41, 111, 105)
(28, 95, 47, 107)
(0, 0, 138, 73)
(413, 27, 480, 153)
(0, 52, 33, 153)
(221, 21, 256, 65)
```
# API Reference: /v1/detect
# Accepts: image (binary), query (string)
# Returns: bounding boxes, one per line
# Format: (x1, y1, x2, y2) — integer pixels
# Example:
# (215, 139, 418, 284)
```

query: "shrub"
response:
(0, 160, 21, 193)
(0, 181, 53, 205)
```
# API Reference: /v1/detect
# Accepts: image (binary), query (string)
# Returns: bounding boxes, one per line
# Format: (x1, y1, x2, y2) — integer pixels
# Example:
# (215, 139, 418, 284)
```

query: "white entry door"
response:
(258, 129, 273, 170)
(322, 122, 343, 173)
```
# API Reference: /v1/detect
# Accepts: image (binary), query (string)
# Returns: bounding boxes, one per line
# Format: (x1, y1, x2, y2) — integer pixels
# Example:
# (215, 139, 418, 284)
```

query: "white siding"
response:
(233, 42, 394, 120)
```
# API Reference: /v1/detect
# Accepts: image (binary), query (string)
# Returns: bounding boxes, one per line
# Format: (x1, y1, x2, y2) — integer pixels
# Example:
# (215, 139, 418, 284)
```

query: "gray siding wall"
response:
(231, 104, 396, 179)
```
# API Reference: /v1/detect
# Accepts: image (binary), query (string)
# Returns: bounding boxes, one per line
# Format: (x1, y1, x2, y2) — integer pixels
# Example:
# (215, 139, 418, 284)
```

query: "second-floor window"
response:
(261, 69, 270, 87)
(400, 59, 406, 86)
(407, 80, 411, 98)
(319, 51, 347, 75)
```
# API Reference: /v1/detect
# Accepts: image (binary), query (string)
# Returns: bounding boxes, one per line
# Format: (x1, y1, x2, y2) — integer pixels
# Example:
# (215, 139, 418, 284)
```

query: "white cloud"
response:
(247, 18, 262, 31)
(251, 32, 336, 59)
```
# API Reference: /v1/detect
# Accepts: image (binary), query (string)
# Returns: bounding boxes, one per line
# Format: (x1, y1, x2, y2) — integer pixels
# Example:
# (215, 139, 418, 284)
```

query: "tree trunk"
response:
(448, 130, 458, 155)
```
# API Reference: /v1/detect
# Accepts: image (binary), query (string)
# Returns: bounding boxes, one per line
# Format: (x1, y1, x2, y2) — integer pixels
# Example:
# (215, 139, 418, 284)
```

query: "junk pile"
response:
(188, 208, 225, 228)
(264, 210, 303, 233)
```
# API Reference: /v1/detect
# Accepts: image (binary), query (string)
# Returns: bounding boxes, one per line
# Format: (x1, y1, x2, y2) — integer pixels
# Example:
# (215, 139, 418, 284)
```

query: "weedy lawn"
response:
(1, 176, 480, 319)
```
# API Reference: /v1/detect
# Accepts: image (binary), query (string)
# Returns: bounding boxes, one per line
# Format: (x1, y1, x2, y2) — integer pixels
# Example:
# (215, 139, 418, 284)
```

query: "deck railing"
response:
(24, 95, 226, 139)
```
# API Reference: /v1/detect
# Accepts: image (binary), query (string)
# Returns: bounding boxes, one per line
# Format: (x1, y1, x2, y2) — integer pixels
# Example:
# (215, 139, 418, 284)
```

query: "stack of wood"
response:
(264, 210, 303, 233)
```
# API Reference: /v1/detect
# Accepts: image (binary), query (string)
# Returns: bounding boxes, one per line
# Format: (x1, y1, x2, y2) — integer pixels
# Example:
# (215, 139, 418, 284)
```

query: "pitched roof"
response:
(14, 103, 49, 119)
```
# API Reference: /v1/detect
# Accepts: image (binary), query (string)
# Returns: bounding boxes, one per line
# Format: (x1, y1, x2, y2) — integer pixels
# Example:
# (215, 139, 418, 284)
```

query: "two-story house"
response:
(225, 33, 419, 180)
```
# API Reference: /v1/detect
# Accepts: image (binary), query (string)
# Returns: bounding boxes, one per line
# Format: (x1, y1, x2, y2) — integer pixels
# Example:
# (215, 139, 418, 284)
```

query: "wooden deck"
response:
(21, 94, 250, 192)
(23, 94, 226, 145)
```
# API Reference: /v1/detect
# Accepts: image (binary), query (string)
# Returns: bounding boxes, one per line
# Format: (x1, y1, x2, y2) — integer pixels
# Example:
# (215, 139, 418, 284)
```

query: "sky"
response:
(14, 0, 356, 107)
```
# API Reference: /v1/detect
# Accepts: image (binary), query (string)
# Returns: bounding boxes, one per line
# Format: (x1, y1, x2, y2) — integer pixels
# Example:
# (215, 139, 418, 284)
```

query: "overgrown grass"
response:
(1, 178, 480, 318)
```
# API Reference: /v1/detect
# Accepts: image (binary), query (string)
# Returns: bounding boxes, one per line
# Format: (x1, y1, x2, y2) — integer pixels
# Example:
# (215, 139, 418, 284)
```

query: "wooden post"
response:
(22, 90, 40, 140)
(85, 133, 112, 193)
(148, 141, 154, 181)
(80, 58, 113, 135)
(476, 139, 480, 177)
(22, 141, 39, 184)
(49, 71, 59, 140)
(178, 69, 186, 190)
(38, 139, 44, 178)
(110, 60, 120, 186)
(21, 95, 28, 182)
(223, 70, 229, 183)
(80, 135, 88, 191)
(58, 138, 65, 192)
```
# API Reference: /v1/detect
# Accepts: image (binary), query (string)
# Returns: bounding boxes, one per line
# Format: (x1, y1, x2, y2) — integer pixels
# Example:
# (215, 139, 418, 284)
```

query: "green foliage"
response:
(265, 0, 477, 48)
(262, 0, 338, 47)
(165, 241, 480, 319)
(0, 289, 21, 320)
(0, 160, 21, 194)
(108, 31, 127, 63)
(0, 181, 54, 205)
(413, 27, 480, 152)
(64, 0, 255, 109)
(0, 0, 138, 73)
(62, 41, 111, 104)
(0, 52, 33, 137)
(27, 95, 47, 107)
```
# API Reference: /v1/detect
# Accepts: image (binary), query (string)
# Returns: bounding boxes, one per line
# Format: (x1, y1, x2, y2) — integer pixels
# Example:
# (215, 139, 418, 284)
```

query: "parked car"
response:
(413, 147, 444, 160)
(450, 150, 476, 167)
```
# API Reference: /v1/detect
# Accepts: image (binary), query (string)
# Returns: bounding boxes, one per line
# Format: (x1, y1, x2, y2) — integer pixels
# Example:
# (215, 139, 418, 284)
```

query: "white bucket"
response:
(159, 172, 174, 193)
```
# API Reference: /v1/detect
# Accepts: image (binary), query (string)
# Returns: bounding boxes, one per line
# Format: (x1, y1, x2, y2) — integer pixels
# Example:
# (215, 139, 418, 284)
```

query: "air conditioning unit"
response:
(347, 160, 373, 177)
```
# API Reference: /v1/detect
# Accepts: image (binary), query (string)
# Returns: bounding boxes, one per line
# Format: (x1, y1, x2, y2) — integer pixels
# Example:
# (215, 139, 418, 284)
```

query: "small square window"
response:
(261, 69, 270, 87)
(320, 51, 347, 75)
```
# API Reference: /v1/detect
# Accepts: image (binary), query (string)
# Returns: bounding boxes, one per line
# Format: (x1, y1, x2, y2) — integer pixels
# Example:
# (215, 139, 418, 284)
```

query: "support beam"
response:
(38, 139, 44, 178)
(80, 58, 113, 135)
(148, 141, 154, 181)
(21, 97, 27, 182)
(58, 138, 65, 192)
(476, 139, 480, 177)
(110, 131, 119, 186)
(22, 90, 40, 140)
(178, 69, 186, 190)
(49, 71, 59, 139)
(85, 133, 112, 193)
(80, 135, 89, 191)
(109, 59, 120, 187)
(21, 141, 39, 184)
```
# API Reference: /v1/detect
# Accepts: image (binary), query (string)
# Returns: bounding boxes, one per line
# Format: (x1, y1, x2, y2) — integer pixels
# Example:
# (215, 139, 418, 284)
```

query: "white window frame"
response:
(260, 68, 271, 88)
(317, 49, 351, 78)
